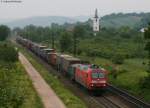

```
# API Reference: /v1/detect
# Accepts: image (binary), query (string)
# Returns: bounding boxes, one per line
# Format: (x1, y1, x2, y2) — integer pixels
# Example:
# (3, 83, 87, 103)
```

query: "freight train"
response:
(16, 37, 108, 90)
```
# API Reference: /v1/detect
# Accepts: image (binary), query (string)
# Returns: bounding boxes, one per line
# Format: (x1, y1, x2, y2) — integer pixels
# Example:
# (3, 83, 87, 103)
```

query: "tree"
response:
(50, 23, 60, 49)
(0, 43, 18, 62)
(0, 25, 10, 41)
(73, 25, 85, 56)
(144, 23, 150, 73)
(59, 31, 72, 53)
(112, 54, 124, 65)
(140, 23, 150, 89)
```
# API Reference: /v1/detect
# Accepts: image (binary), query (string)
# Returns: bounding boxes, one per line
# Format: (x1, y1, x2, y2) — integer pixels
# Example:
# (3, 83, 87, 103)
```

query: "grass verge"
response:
(0, 61, 43, 108)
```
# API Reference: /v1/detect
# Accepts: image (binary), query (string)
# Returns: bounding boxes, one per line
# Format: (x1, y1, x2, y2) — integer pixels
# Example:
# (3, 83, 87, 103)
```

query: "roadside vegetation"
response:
(0, 61, 43, 108)
(0, 25, 10, 41)
(14, 42, 87, 108)
(0, 25, 43, 108)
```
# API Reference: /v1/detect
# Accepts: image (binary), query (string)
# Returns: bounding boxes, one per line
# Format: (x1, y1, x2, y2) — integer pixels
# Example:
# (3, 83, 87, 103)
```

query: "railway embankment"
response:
(14, 41, 87, 108)
(19, 52, 66, 108)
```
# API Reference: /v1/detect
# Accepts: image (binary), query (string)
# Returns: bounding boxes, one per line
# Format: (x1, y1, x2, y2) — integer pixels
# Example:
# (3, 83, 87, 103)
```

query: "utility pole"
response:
(52, 31, 55, 49)
(73, 34, 77, 56)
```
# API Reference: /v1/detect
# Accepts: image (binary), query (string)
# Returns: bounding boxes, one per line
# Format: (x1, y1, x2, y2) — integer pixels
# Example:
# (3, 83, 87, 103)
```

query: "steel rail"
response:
(107, 84, 150, 108)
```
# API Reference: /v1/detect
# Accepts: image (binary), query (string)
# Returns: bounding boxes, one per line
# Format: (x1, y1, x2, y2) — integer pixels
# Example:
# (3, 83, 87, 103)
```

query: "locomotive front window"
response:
(92, 72, 104, 78)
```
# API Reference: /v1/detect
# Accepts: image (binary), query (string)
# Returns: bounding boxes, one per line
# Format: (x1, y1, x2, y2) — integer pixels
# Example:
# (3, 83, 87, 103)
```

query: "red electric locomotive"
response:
(74, 64, 107, 90)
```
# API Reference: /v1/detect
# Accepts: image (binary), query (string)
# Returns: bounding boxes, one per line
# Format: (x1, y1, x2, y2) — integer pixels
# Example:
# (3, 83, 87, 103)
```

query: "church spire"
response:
(93, 8, 100, 35)
(94, 8, 98, 18)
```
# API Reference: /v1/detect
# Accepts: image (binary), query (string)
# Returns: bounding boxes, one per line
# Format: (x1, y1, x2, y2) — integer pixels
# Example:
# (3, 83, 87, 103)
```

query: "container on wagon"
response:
(61, 56, 81, 74)
(67, 64, 80, 80)
(48, 53, 57, 66)
(26, 40, 33, 50)
(41, 48, 55, 60)
(30, 42, 36, 51)
(32, 43, 39, 54)
(37, 45, 47, 56)
(56, 54, 72, 71)
(22, 38, 27, 46)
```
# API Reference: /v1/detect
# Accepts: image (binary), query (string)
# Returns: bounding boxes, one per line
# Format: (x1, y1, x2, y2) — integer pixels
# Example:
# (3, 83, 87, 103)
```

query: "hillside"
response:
(3, 16, 79, 28)
(101, 13, 150, 29)
(101, 13, 142, 28)
(1, 12, 150, 29)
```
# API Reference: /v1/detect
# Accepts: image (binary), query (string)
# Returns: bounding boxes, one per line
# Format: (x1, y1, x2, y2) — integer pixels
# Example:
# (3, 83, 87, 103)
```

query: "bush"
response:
(0, 62, 24, 108)
(0, 25, 10, 41)
(112, 54, 125, 64)
(118, 69, 128, 74)
(139, 75, 150, 89)
(0, 43, 18, 62)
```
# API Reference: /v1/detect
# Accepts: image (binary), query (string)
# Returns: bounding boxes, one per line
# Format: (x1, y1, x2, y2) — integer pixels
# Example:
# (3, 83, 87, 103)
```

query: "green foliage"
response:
(140, 23, 150, 92)
(144, 41, 150, 51)
(59, 31, 72, 52)
(73, 24, 85, 56)
(0, 43, 18, 62)
(0, 42, 43, 108)
(139, 75, 150, 89)
(0, 62, 24, 108)
(112, 54, 125, 64)
(144, 23, 150, 70)
(144, 28, 150, 40)
(0, 61, 43, 108)
(73, 24, 85, 38)
(100, 12, 150, 29)
(0, 25, 10, 41)
(138, 13, 150, 29)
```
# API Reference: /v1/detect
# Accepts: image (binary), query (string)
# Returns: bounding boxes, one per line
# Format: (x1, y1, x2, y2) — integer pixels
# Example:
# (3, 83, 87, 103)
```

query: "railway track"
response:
(91, 95, 121, 108)
(16, 42, 150, 108)
(107, 84, 150, 108)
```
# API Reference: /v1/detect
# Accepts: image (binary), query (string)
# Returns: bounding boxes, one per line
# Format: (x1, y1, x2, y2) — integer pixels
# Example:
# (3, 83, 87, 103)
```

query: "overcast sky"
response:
(0, 0, 150, 20)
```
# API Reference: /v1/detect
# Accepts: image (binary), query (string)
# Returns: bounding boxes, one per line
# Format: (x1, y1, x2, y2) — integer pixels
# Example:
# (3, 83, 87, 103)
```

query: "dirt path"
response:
(19, 52, 66, 108)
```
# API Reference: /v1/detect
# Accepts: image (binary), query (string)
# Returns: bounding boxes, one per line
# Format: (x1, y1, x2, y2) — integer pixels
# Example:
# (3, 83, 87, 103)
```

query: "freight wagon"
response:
(61, 56, 81, 74)
(37, 45, 47, 56)
(41, 48, 55, 60)
(16, 36, 108, 91)
(56, 54, 71, 71)
(46, 52, 57, 66)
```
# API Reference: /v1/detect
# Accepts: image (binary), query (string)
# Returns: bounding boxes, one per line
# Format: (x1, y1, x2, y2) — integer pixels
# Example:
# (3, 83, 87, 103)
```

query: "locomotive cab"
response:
(89, 64, 107, 89)
(90, 70, 107, 89)
(75, 64, 107, 90)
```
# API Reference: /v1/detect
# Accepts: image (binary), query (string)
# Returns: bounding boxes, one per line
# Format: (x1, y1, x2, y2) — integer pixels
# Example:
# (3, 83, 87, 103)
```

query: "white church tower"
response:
(93, 9, 100, 35)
